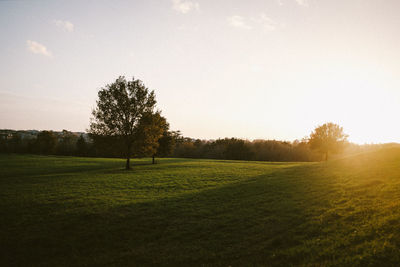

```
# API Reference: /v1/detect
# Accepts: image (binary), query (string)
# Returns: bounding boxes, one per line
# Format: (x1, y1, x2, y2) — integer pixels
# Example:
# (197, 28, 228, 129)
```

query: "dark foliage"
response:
(0, 129, 386, 162)
(308, 122, 348, 160)
(89, 76, 165, 169)
(173, 137, 323, 162)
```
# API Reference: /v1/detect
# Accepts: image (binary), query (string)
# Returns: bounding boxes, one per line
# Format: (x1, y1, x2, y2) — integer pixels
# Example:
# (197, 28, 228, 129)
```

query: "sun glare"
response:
(300, 62, 400, 144)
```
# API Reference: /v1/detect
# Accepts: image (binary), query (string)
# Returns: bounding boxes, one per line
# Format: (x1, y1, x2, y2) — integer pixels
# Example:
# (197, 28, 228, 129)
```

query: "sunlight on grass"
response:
(1, 149, 400, 266)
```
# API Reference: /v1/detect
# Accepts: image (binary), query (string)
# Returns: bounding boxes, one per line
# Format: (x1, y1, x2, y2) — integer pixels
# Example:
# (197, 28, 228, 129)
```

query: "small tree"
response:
(308, 122, 348, 161)
(157, 130, 179, 158)
(90, 76, 158, 169)
(134, 111, 168, 164)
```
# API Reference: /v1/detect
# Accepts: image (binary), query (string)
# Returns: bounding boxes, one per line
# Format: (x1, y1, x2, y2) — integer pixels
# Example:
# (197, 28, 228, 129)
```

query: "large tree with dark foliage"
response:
(90, 76, 161, 169)
(308, 122, 348, 161)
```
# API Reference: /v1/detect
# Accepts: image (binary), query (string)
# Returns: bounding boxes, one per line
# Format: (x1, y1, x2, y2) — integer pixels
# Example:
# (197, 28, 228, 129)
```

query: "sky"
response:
(1, 0, 400, 144)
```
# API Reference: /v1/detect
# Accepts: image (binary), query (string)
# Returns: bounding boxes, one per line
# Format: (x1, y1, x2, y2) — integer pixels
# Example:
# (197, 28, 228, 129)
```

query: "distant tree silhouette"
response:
(89, 76, 159, 169)
(224, 138, 253, 160)
(308, 123, 348, 161)
(156, 130, 180, 159)
(1, 128, 365, 162)
(57, 130, 78, 156)
(89, 134, 122, 158)
(34, 131, 57, 154)
(9, 133, 22, 153)
(76, 135, 87, 156)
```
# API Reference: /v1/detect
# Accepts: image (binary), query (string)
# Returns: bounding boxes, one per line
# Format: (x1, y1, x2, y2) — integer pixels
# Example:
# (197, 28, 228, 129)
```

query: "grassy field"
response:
(1, 149, 400, 266)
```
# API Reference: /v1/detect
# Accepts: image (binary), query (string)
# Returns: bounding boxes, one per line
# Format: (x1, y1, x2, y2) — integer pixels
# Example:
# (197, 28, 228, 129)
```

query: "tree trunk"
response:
(325, 151, 328, 161)
(152, 155, 155, 164)
(126, 142, 131, 170)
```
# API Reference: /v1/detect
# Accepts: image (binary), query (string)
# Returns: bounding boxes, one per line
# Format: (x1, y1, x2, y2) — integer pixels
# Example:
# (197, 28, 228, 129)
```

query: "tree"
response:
(34, 131, 57, 154)
(9, 133, 22, 153)
(134, 111, 167, 164)
(224, 138, 253, 160)
(90, 76, 159, 169)
(76, 135, 87, 156)
(57, 130, 78, 156)
(157, 130, 179, 158)
(308, 122, 348, 161)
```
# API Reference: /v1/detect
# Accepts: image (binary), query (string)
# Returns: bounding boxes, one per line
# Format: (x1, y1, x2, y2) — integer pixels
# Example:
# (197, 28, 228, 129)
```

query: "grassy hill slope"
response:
(1, 149, 400, 266)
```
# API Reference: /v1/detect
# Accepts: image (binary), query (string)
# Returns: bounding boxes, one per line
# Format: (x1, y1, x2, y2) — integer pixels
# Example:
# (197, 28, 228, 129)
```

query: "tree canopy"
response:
(89, 76, 165, 169)
(308, 122, 348, 161)
(134, 111, 168, 163)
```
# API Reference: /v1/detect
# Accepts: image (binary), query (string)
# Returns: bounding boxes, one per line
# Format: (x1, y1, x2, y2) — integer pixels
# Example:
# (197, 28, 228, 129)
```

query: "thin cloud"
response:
(54, 20, 74, 32)
(295, 0, 309, 6)
(26, 40, 52, 57)
(172, 0, 199, 14)
(229, 14, 278, 32)
(228, 15, 252, 30)
(254, 14, 277, 32)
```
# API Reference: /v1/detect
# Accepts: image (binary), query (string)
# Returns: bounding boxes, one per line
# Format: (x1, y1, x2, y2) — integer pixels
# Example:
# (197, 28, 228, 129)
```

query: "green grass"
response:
(1, 150, 400, 266)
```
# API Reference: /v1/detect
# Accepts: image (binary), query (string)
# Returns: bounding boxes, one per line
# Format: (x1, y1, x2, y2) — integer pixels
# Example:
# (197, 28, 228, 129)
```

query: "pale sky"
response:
(1, 0, 400, 144)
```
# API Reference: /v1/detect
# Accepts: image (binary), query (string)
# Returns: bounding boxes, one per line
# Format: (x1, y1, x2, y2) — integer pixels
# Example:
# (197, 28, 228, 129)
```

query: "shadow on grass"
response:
(3, 154, 400, 266)
(1, 164, 320, 267)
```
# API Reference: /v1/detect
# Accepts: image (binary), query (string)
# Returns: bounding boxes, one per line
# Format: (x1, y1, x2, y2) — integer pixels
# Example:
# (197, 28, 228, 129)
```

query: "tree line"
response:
(0, 129, 316, 160)
(0, 76, 389, 168)
(174, 137, 323, 161)
(0, 128, 384, 163)
(0, 130, 89, 156)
